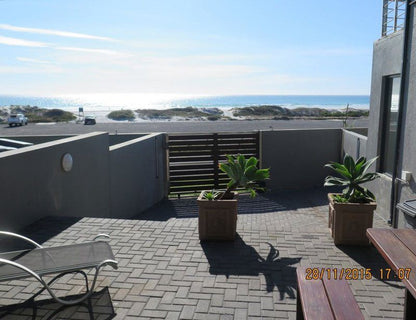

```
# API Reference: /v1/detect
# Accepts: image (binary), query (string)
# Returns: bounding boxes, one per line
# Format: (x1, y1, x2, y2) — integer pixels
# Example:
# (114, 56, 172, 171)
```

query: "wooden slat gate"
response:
(167, 132, 260, 196)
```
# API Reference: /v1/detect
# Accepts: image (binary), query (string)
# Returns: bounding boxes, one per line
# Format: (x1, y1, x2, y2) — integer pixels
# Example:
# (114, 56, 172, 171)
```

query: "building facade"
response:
(367, 0, 416, 228)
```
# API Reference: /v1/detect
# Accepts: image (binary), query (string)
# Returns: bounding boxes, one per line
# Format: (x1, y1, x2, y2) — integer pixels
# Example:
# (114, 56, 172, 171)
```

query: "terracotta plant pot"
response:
(328, 193, 377, 245)
(197, 191, 238, 241)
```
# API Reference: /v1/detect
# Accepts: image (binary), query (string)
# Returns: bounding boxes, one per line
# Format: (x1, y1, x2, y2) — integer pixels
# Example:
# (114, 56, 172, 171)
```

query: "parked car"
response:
(8, 114, 28, 127)
(84, 115, 96, 125)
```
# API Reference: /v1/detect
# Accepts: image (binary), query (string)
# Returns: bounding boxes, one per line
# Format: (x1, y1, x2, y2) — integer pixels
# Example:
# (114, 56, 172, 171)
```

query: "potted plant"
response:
(197, 155, 270, 241)
(324, 154, 379, 245)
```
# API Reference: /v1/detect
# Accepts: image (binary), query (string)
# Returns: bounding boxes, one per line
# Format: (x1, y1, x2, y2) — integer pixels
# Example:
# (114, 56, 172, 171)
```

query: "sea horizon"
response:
(0, 93, 370, 112)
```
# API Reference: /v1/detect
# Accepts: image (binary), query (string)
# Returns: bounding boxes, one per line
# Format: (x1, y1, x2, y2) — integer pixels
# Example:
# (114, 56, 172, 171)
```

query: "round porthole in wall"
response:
(61, 153, 73, 172)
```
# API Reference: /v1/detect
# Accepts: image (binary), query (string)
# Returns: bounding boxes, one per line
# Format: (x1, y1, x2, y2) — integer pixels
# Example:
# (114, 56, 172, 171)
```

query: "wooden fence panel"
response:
(168, 132, 259, 196)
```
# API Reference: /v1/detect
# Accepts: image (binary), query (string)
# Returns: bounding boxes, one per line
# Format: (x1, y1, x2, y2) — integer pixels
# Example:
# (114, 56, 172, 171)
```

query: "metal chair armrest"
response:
(0, 231, 43, 248)
(93, 234, 111, 241)
(97, 259, 118, 270)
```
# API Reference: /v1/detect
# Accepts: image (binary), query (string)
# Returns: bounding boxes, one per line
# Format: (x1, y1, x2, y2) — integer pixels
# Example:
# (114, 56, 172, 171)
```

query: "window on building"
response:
(381, 76, 401, 174)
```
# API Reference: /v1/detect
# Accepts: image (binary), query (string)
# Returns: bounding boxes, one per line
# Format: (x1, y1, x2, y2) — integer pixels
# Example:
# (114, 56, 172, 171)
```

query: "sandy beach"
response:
(0, 104, 369, 125)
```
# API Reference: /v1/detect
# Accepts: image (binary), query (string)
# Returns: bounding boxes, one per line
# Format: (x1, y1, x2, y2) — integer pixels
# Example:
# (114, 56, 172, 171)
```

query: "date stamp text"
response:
(305, 267, 411, 280)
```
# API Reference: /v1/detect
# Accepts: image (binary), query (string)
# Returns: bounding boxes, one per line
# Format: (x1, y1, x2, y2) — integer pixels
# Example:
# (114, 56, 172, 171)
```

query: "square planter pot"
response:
(197, 191, 238, 241)
(328, 193, 377, 245)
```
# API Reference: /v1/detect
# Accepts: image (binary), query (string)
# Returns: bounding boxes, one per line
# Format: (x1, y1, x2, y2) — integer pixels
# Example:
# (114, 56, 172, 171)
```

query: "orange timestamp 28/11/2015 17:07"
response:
(305, 267, 411, 281)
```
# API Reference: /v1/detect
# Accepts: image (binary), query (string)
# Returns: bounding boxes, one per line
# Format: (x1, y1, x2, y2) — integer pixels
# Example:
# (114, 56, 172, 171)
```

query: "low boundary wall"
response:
(1, 127, 362, 230)
(110, 133, 166, 218)
(0, 131, 167, 231)
(261, 129, 342, 190)
(0, 132, 111, 230)
(342, 129, 368, 160)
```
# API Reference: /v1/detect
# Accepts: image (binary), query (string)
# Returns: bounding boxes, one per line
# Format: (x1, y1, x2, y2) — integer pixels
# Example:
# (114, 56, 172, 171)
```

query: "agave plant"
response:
(219, 154, 270, 199)
(324, 154, 379, 203)
(202, 190, 222, 200)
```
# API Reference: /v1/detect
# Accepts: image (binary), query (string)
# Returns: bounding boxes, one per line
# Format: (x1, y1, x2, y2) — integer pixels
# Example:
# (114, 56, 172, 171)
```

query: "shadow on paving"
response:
(135, 187, 339, 221)
(0, 287, 115, 320)
(201, 234, 301, 300)
(338, 245, 404, 289)
(0, 217, 81, 252)
(134, 194, 286, 221)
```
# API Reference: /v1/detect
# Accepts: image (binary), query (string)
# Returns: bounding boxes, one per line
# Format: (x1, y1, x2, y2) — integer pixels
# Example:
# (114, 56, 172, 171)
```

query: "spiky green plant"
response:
(202, 190, 221, 200)
(219, 155, 270, 199)
(324, 154, 379, 203)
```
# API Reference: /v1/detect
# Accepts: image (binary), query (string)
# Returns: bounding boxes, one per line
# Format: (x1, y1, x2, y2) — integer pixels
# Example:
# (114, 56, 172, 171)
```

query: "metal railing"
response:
(382, 0, 406, 37)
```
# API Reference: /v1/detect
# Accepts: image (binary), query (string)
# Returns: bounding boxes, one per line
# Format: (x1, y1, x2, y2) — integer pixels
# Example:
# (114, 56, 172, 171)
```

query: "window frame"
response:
(380, 75, 401, 175)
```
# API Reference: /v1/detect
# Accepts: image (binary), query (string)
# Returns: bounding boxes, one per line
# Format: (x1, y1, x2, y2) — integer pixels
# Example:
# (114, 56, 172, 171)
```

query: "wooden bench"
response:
(367, 228, 416, 320)
(296, 267, 364, 320)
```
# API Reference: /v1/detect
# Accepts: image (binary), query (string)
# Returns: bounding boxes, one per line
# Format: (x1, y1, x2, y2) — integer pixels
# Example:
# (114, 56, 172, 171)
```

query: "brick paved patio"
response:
(0, 188, 405, 319)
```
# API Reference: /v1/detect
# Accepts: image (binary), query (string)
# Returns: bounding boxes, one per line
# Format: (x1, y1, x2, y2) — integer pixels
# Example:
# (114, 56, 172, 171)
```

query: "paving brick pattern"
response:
(0, 189, 405, 319)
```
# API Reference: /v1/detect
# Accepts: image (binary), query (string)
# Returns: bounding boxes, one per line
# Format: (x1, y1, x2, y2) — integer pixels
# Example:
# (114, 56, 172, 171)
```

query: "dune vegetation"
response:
(2, 105, 76, 123)
(107, 109, 136, 121)
(136, 107, 224, 120)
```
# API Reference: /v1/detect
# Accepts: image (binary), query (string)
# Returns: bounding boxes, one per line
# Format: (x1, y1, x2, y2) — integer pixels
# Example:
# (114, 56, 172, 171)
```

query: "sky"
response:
(0, 0, 382, 96)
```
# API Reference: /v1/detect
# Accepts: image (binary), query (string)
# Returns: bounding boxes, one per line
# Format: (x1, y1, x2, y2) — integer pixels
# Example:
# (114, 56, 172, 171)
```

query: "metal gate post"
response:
(213, 133, 219, 189)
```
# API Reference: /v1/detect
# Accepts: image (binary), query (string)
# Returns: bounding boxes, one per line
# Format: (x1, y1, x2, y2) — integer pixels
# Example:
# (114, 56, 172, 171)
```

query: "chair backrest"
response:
(0, 241, 115, 282)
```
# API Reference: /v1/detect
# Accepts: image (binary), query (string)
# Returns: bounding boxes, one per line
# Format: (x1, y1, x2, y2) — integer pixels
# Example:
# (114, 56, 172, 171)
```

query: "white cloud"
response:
(56, 46, 129, 57)
(0, 32, 370, 95)
(135, 62, 264, 78)
(0, 65, 63, 74)
(0, 35, 48, 47)
(271, 47, 371, 59)
(0, 35, 128, 58)
(17, 57, 53, 64)
(0, 24, 114, 42)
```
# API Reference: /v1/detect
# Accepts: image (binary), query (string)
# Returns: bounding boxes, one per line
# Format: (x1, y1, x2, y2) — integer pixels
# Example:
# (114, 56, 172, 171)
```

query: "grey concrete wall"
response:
(1, 134, 146, 146)
(342, 129, 367, 160)
(396, 6, 416, 228)
(346, 128, 368, 137)
(367, 31, 403, 165)
(366, 7, 416, 226)
(109, 133, 146, 146)
(367, 176, 393, 224)
(109, 133, 167, 218)
(261, 129, 341, 190)
(366, 29, 404, 222)
(0, 135, 74, 144)
(0, 132, 111, 231)
(0, 131, 169, 231)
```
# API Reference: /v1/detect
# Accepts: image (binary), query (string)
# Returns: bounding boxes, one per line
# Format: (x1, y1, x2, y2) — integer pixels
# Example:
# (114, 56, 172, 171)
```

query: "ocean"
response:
(0, 94, 369, 112)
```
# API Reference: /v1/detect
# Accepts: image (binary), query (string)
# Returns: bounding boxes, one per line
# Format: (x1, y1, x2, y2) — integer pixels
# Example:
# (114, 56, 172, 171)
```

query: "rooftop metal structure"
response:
(382, 0, 406, 36)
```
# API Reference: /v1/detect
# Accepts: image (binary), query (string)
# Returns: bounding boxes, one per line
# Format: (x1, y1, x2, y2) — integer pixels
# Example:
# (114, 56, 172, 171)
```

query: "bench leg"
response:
(296, 291, 304, 320)
(404, 289, 416, 320)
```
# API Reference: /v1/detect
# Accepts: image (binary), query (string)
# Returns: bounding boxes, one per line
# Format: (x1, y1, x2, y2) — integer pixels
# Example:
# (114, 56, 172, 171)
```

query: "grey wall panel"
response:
(261, 129, 342, 191)
(109, 133, 167, 218)
(342, 129, 368, 160)
(0, 132, 111, 231)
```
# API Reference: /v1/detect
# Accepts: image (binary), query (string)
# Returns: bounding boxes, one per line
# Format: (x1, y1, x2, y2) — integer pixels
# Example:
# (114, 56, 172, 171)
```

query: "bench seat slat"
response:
(323, 277, 364, 320)
(392, 229, 416, 257)
(367, 229, 416, 297)
(297, 268, 335, 320)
